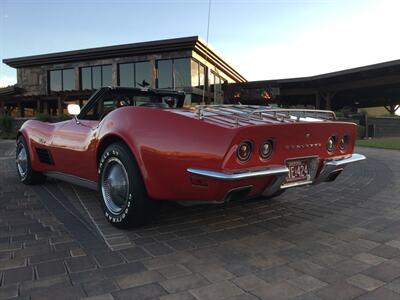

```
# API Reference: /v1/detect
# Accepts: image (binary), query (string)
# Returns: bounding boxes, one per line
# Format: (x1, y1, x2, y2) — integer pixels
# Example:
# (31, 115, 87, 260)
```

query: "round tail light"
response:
(339, 135, 349, 151)
(326, 136, 336, 153)
(237, 141, 252, 162)
(260, 140, 274, 159)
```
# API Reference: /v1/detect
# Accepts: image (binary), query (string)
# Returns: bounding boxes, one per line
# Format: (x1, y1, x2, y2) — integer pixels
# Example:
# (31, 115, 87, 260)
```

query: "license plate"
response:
(284, 159, 311, 184)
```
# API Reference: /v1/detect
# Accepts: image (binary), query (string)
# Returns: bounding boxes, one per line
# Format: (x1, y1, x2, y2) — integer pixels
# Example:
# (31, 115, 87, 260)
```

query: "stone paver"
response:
(1, 142, 400, 299)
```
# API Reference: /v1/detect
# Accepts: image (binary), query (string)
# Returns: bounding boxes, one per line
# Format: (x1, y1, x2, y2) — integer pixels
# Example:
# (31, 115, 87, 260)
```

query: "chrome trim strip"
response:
(44, 171, 98, 191)
(325, 153, 366, 167)
(187, 166, 289, 181)
(315, 153, 366, 183)
(281, 180, 314, 189)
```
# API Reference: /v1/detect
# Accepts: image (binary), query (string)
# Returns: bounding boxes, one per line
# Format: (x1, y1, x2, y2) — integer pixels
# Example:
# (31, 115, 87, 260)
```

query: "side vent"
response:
(36, 148, 54, 165)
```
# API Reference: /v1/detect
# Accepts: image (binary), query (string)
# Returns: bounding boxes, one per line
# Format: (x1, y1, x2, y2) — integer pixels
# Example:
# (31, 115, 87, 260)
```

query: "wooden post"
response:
(43, 101, 48, 115)
(315, 92, 321, 109)
(18, 102, 25, 117)
(57, 97, 63, 116)
(36, 99, 41, 115)
(0, 100, 4, 115)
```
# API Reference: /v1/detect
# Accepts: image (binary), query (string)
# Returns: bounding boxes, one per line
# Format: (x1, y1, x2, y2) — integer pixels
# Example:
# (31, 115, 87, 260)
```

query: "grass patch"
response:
(356, 137, 400, 150)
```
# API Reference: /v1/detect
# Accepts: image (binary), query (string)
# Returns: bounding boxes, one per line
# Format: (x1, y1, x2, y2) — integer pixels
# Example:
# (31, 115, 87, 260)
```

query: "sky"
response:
(0, 0, 399, 88)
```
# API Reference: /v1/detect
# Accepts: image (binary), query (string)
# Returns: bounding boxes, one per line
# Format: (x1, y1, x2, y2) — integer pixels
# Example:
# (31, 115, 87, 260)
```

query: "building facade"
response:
(1, 36, 246, 117)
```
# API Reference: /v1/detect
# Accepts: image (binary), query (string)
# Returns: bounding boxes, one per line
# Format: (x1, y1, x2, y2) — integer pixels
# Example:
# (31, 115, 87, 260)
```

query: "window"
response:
(190, 59, 206, 88)
(174, 58, 190, 88)
(157, 58, 193, 89)
(49, 69, 75, 92)
(157, 60, 173, 89)
(118, 61, 151, 88)
(80, 65, 112, 90)
(210, 71, 226, 104)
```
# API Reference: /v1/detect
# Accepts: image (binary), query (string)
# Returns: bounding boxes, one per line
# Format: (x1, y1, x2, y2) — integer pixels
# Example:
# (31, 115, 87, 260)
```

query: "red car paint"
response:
(18, 102, 360, 203)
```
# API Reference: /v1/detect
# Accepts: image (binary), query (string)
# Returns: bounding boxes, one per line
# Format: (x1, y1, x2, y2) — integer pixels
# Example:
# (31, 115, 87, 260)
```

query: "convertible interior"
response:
(78, 87, 185, 121)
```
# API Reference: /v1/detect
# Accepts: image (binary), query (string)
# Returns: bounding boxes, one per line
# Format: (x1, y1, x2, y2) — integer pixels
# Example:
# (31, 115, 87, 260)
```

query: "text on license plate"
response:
(284, 159, 311, 183)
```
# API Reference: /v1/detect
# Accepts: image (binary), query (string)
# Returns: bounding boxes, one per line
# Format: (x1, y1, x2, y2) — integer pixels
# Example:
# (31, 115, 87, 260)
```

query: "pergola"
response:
(227, 59, 400, 114)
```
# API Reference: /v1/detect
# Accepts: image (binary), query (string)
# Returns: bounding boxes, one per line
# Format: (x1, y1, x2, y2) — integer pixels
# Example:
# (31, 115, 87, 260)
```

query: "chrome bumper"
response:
(315, 153, 366, 183)
(187, 166, 289, 181)
(187, 153, 366, 198)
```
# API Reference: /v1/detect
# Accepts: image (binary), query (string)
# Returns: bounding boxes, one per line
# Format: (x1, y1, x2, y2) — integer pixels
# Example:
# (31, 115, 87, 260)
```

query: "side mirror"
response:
(67, 104, 81, 124)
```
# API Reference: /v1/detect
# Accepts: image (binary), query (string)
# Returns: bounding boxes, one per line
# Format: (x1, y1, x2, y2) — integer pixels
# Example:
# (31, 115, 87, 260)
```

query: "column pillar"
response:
(315, 92, 321, 109)
(57, 97, 63, 116)
(36, 99, 41, 115)
(0, 100, 4, 115)
(18, 102, 25, 117)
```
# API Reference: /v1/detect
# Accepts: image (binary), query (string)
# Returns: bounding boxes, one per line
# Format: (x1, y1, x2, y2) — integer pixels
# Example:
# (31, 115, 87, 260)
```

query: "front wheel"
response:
(16, 136, 46, 185)
(98, 143, 154, 228)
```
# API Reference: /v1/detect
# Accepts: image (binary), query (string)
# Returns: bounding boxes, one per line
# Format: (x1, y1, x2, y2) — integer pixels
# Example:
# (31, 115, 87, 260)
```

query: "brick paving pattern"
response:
(0, 139, 400, 300)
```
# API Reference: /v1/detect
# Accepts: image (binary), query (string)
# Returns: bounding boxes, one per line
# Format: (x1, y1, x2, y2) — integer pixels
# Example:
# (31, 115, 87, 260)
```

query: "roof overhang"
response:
(3, 36, 246, 83)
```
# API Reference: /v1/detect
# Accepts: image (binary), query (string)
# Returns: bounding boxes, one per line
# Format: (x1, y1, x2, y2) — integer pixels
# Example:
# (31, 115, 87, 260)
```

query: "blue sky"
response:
(0, 0, 399, 86)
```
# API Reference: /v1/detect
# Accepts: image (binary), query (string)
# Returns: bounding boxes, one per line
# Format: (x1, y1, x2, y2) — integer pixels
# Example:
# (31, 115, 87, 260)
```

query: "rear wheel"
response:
(98, 143, 154, 228)
(16, 136, 46, 184)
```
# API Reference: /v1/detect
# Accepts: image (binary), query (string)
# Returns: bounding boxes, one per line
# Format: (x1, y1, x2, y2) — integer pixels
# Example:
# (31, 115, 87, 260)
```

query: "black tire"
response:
(16, 136, 46, 185)
(98, 142, 154, 228)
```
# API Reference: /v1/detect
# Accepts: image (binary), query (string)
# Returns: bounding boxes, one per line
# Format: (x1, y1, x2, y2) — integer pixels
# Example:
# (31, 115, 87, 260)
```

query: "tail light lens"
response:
(260, 140, 274, 159)
(237, 141, 252, 162)
(339, 135, 349, 151)
(326, 136, 336, 153)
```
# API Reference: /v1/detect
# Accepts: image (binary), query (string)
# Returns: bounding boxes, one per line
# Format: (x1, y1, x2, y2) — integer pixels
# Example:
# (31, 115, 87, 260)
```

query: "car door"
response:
(50, 96, 120, 181)
(50, 118, 99, 181)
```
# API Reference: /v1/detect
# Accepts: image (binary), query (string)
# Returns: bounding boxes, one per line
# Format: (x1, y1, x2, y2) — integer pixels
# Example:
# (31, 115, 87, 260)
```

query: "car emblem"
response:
(305, 133, 311, 139)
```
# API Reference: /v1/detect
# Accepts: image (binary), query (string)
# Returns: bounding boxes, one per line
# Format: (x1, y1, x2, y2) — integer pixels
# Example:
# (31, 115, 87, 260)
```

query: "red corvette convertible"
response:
(16, 87, 365, 227)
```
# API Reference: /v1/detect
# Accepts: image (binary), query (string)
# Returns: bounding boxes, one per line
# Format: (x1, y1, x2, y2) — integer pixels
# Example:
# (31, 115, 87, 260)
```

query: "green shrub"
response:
(0, 132, 17, 140)
(0, 115, 13, 132)
(35, 113, 52, 122)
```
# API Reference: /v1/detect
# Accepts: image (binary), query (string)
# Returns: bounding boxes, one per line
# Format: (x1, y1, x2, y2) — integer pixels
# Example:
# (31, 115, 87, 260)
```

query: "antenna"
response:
(201, 0, 212, 105)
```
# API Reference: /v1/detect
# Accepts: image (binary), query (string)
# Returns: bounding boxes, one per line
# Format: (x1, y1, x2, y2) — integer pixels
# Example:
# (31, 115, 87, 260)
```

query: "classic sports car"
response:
(16, 87, 366, 227)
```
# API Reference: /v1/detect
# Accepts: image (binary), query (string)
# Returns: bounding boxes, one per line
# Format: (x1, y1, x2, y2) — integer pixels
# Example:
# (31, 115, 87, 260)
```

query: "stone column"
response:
(112, 63, 118, 87)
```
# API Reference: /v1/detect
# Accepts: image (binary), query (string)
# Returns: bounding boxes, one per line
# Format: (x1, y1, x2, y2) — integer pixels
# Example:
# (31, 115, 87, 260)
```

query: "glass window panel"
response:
(199, 64, 205, 87)
(81, 67, 92, 90)
(119, 63, 134, 87)
(92, 66, 102, 89)
(174, 58, 190, 89)
(157, 60, 173, 89)
(135, 61, 151, 88)
(62, 69, 74, 91)
(49, 70, 62, 92)
(191, 60, 199, 87)
(102, 65, 112, 87)
(210, 72, 216, 91)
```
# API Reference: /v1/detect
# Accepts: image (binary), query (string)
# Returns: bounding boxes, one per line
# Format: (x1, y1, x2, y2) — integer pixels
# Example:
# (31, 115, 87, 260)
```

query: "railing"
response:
(194, 105, 336, 126)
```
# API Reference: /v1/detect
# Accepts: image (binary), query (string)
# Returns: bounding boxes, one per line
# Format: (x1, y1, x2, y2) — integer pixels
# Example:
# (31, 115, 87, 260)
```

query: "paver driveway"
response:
(0, 139, 400, 300)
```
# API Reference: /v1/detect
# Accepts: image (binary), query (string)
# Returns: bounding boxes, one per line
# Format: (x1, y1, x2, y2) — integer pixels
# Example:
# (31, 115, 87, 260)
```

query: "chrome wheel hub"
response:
(16, 144, 28, 178)
(101, 157, 130, 214)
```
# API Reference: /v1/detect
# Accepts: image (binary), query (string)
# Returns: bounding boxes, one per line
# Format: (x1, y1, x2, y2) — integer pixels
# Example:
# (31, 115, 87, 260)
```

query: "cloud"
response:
(0, 75, 17, 88)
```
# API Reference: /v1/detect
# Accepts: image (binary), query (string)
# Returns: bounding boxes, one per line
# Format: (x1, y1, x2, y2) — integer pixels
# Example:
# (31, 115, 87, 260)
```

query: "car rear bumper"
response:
(186, 153, 366, 202)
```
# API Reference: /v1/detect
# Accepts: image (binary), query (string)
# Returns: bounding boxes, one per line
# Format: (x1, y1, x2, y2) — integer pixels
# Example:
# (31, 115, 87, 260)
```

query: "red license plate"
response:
(284, 159, 311, 184)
